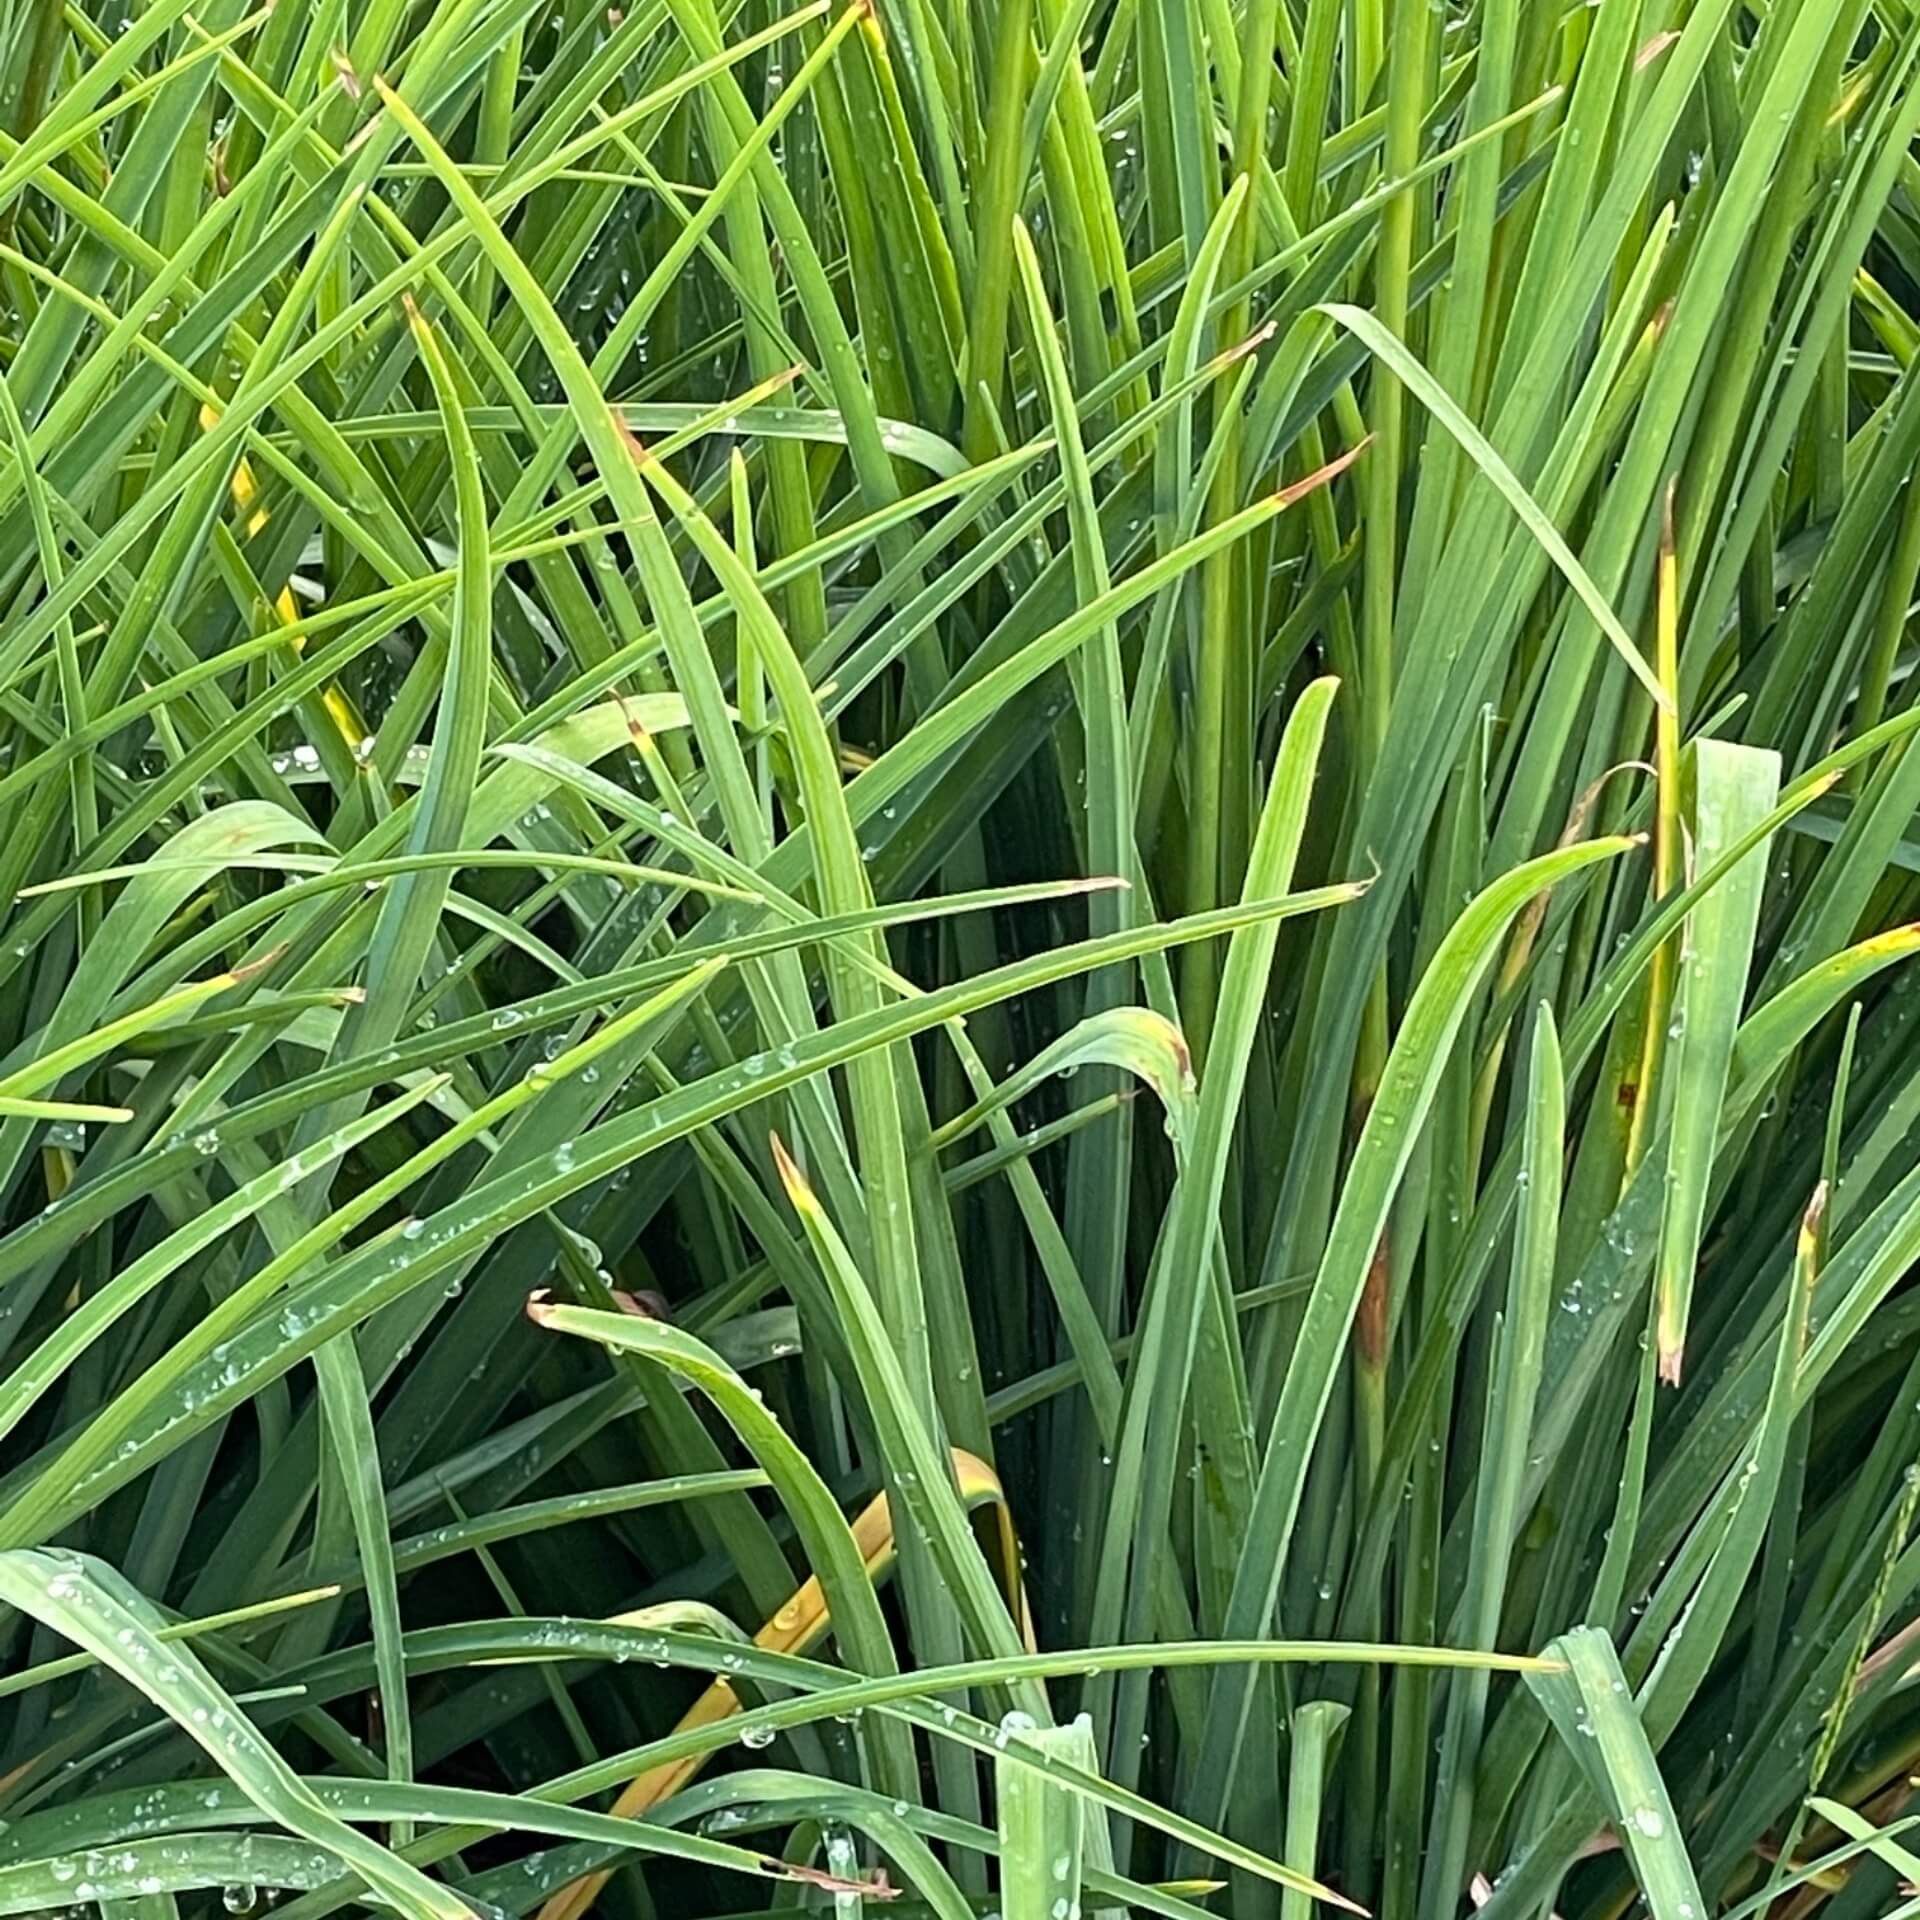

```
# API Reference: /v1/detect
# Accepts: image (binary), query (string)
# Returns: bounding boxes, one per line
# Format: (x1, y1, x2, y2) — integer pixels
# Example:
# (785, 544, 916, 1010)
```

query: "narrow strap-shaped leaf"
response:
(1651, 739, 1780, 1382)
(1319, 302, 1670, 713)
(1192, 833, 1636, 1822)
(525, 1299, 918, 1786)
(1420, 1003, 1563, 1920)
(997, 1713, 1094, 1920)
(0, 1550, 467, 1918)
(1525, 1628, 1706, 1920)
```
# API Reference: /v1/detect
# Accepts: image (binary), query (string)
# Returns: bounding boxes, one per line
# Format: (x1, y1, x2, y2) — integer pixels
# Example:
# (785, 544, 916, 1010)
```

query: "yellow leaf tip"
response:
(768, 1132, 818, 1213)
(1798, 1180, 1829, 1263)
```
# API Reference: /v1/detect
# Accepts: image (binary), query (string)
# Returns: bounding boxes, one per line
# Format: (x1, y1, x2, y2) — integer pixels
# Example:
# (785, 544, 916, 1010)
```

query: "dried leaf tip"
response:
(1798, 1179, 1830, 1263)
(329, 46, 362, 98)
(229, 943, 290, 983)
(612, 411, 655, 465)
(1222, 320, 1278, 365)
(768, 1132, 819, 1214)
(525, 1288, 556, 1324)
(1635, 29, 1679, 70)
(609, 1287, 673, 1322)
(775, 1859, 893, 1898)
(1276, 435, 1371, 507)
(611, 688, 653, 750)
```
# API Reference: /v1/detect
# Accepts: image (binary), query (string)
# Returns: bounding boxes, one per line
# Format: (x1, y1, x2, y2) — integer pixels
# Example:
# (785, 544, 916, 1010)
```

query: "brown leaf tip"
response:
(613, 412, 655, 464)
(610, 1287, 674, 1322)
(1276, 435, 1372, 507)
(611, 688, 653, 748)
(1797, 1179, 1830, 1265)
(230, 943, 290, 983)
(776, 1860, 896, 1898)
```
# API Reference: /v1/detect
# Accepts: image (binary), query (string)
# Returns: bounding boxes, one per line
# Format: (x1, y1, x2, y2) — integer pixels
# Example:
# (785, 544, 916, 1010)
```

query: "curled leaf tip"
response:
(525, 1288, 556, 1324)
